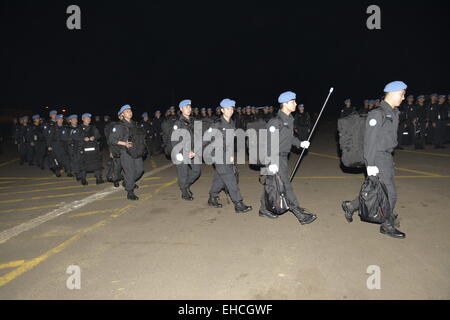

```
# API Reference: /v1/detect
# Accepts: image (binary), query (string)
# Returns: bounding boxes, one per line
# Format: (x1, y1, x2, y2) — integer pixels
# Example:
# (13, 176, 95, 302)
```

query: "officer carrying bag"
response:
(358, 176, 390, 224)
(126, 125, 146, 159)
(260, 174, 290, 216)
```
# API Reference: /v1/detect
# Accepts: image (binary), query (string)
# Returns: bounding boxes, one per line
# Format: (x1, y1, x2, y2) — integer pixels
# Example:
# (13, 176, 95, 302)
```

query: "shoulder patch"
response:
(112, 127, 116, 132)
(369, 119, 377, 127)
(269, 126, 276, 133)
(173, 125, 178, 130)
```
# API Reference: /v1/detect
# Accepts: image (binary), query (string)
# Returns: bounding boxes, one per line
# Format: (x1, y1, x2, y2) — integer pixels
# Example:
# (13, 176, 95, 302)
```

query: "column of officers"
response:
(339, 94, 450, 149)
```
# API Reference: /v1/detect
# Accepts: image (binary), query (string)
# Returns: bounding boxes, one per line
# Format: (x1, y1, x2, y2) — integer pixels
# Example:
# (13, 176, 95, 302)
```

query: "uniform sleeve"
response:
(108, 124, 121, 146)
(93, 127, 101, 140)
(363, 110, 383, 167)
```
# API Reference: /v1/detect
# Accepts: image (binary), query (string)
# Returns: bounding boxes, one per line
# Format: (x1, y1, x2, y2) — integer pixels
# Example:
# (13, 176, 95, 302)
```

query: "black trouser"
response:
(52, 144, 71, 173)
(28, 142, 46, 167)
(413, 122, 426, 149)
(433, 120, 446, 147)
(176, 162, 201, 190)
(350, 152, 396, 228)
(120, 149, 144, 192)
(260, 155, 300, 211)
(209, 164, 242, 202)
(18, 142, 28, 163)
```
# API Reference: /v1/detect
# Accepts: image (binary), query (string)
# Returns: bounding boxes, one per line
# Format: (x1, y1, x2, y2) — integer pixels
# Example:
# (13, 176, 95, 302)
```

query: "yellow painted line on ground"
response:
(0, 180, 71, 190)
(0, 203, 64, 214)
(0, 181, 15, 185)
(310, 151, 443, 177)
(0, 191, 97, 205)
(397, 149, 450, 158)
(0, 159, 19, 167)
(69, 209, 117, 218)
(395, 167, 442, 177)
(0, 184, 103, 196)
(142, 177, 161, 181)
(0, 260, 25, 270)
(150, 158, 158, 169)
(0, 178, 176, 287)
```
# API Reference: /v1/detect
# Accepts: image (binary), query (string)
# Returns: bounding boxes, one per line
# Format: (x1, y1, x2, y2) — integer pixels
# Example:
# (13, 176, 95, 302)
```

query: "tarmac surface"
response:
(0, 121, 449, 299)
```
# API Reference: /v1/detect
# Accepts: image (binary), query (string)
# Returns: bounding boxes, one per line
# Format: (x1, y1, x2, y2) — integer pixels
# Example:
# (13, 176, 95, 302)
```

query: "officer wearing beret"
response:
(72, 113, 104, 185)
(206, 99, 252, 213)
(412, 95, 427, 149)
(109, 105, 144, 200)
(294, 104, 311, 142)
(340, 99, 355, 118)
(171, 99, 202, 201)
(26, 114, 46, 169)
(152, 110, 163, 155)
(17, 116, 31, 165)
(161, 107, 179, 156)
(139, 112, 155, 159)
(342, 81, 407, 239)
(45, 114, 71, 177)
(432, 95, 449, 148)
(258, 91, 317, 225)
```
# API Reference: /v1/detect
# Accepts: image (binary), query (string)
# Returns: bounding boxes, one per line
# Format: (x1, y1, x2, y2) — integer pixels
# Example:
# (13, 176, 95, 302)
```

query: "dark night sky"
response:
(1, 0, 449, 118)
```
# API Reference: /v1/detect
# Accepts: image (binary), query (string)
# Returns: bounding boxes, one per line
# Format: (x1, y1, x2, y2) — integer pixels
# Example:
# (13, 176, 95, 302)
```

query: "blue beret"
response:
(299, 104, 304, 107)
(220, 98, 236, 108)
(207, 108, 212, 111)
(81, 113, 92, 118)
(169, 106, 175, 110)
(22, 116, 29, 120)
(383, 81, 407, 93)
(237, 107, 242, 110)
(56, 114, 64, 119)
(155, 110, 161, 113)
(430, 93, 438, 97)
(407, 95, 414, 99)
(193, 107, 198, 111)
(201, 108, 206, 111)
(49, 110, 57, 115)
(344, 99, 351, 103)
(32, 114, 40, 120)
(375, 99, 380, 103)
(216, 107, 221, 110)
(67, 114, 78, 120)
(364, 99, 369, 103)
(142, 112, 148, 118)
(179, 99, 191, 109)
(278, 91, 296, 103)
(439, 95, 446, 99)
(118, 105, 131, 116)
(104, 115, 110, 119)
(417, 95, 425, 99)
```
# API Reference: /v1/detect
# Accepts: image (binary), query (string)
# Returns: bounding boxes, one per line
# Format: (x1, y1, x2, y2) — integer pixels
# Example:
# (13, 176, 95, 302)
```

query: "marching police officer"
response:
(413, 95, 427, 149)
(27, 114, 46, 169)
(72, 113, 104, 185)
(152, 110, 163, 155)
(108, 105, 144, 200)
(171, 99, 202, 201)
(431, 95, 449, 148)
(67, 115, 81, 181)
(258, 91, 316, 225)
(207, 98, 252, 213)
(46, 114, 71, 177)
(17, 116, 31, 165)
(339, 99, 355, 118)
(294, 104, 311, 141)
(140, 112, 154, 158)
(161, 107, 178, 157)
(342, 81, 407, 239)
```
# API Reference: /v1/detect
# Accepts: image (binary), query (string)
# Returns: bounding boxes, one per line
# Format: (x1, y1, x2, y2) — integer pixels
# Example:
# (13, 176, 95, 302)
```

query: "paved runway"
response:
(0, 121, 449, 299)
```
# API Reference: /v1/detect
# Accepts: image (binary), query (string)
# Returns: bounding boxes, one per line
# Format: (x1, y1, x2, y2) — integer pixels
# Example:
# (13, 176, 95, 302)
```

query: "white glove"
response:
(367, 166, 379, 176)
(176, 153, 184, 161)
(300, 141, 310, 149)
(268, 164, 279, 174)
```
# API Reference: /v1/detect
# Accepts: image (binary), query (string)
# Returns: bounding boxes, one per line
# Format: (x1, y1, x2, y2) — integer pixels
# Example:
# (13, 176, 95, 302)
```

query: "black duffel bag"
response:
(260, 173, 290, 216)
(80, 140, 102, 172)
(358, 176, 390, 224)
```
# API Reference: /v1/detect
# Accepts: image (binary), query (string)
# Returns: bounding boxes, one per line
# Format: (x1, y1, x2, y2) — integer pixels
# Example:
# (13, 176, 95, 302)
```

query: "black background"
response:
(1, 0, 449, 118)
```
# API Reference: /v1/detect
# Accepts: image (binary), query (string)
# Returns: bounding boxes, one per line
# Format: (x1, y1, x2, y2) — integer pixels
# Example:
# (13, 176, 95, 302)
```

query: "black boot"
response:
(113, 181, 120, 188)
(181, 188, 193, 201)
(380, 223, 405, 239)
(208, 195, 222, 208)
(67, 172, 73, 177)
(187, 187, 193, 197)
(127, 190, 139, 201)
(258, 209, 279, 219)
(234, 201, 252, 213)
(291, 207, 317, 225)
(55, 170, 61, 177)
(96, 177, 105, 185)
(81, 178, 88, 185)
(341, 200, 358, 223)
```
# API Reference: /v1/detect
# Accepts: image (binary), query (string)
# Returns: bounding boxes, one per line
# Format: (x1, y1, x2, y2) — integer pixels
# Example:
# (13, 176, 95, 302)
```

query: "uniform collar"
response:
(277, 110, 293, 122)
(381, 101, 397, 115)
